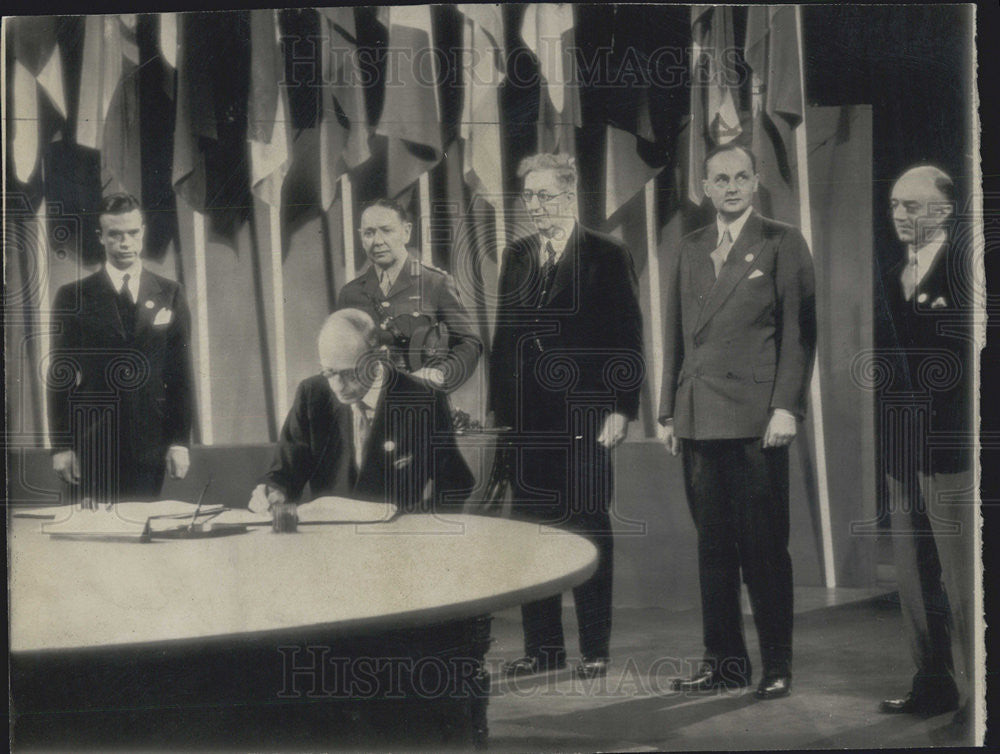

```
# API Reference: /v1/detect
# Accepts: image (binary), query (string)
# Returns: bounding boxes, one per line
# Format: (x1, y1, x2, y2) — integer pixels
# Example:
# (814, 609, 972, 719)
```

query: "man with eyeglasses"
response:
(337, 199, 482, 392)
(488, 153, 644, 680)
(249, 308, 473, 513)
(658, 143, 816, 700)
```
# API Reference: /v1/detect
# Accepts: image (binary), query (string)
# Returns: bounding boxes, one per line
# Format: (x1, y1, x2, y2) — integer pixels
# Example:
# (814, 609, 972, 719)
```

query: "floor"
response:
(482, 587, 979, 751)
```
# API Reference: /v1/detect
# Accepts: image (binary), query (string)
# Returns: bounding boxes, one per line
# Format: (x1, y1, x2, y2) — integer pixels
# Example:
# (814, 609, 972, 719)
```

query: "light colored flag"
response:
(745, 5, 805, 225)
(375, 5, 443, 197)
(520, 3, 580, 155)
(77, 14, 142, 196)
(688, 5, 742, 204)
(318, 8, 371, 210)
(248, 9, 292, 207)
(159, 13, 178, 69)
(457, 4, 505, 205)
(605, 88, 660, 220)
(10, 17, 66, 183)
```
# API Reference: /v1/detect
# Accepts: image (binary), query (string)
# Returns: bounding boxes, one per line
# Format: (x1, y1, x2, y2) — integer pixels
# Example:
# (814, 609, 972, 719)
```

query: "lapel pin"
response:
(744, 253, 753, 262)
(917, 293, 928, 303)
(145, 300, 155, 308)
(383, 440, 396, 453)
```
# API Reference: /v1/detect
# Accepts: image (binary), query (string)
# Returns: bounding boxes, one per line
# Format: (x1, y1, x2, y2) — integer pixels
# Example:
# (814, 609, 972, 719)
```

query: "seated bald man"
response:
(250, 309, 474, 513)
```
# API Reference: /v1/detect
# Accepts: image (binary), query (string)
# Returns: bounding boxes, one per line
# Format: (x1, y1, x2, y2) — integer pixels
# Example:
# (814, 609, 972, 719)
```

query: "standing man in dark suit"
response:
(489, 153, 644, 680)
(877, 166, 975, 740)
(48, 193, 194, 503)
(337, 199, 482, 393)
(249, 309, 474, 513)
(658, 144, 816, 700)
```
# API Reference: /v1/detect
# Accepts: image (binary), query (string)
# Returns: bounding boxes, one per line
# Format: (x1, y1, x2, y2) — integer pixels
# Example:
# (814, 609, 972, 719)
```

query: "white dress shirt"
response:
(350, 367, 385, 469)
(902, 230, 947, 301)
(715, 206, 754, 250)
(104, 261, 143, 302)
(540, 219, 575, 267)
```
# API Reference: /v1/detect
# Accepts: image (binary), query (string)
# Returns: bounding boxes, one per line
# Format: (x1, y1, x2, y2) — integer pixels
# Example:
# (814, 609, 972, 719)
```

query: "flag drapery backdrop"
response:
(4, 5, 975, 566)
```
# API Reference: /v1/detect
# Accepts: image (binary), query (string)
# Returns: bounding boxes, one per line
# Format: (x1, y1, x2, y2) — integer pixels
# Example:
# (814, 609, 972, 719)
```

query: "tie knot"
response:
(545, 242, 556, 264)
(123, 273, 131, 284)
(720, 229, 733, 247)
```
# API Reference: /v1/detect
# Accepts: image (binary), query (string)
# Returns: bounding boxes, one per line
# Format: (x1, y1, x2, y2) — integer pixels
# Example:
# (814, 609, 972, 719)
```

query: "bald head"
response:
(890, 166, 955, 247)
(317, 309, 379, 403)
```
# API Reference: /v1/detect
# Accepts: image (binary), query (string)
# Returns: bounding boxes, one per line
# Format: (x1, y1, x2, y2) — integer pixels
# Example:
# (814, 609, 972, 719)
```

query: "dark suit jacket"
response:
(658, 212, 816, 440)
(264, 370, 474, 510)
(488, 223, 644, 432)
(48, 268, 194, 472)
(337, 256, 482, 392)
(881, 236, 972, 475)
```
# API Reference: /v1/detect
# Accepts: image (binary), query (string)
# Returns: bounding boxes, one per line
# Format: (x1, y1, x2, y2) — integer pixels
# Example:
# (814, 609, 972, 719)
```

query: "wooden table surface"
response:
(9, 513, 597, 653)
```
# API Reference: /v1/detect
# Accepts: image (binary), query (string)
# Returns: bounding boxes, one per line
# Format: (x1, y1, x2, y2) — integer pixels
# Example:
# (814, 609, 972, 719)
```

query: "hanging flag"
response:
(457, 5, 505, 206)
(9, 16, 66, 184)
(159, 12, 178, 69)
(688, 5, 742, 204)
(77, 14, 142, 197)
(745, 5, 805, 225)
(171, 11, 251, 234)
(520, 3, 580, 155)
(248, 9, 292, 207)
(375, 6, 443, 198)
(318, 8, 371, 210)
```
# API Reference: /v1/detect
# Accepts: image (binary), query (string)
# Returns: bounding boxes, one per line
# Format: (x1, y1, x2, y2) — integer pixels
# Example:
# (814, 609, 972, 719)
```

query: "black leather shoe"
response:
(575, 657, 610, 679)
(879, 691, 959, 717)
(670, 664, 750, 692)
(503, 655, 566, 677)
(755, 673, 791, 699)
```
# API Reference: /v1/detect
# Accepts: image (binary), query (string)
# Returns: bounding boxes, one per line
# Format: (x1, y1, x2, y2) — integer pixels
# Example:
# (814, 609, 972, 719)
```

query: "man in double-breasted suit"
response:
(877, 166, 975, 740)
(337, 199, 482, 392)
(48, 193, 194, 502)
(250, 309, 474, 513)
(659, 144, 816, 700)
(489, 153, 644, 680)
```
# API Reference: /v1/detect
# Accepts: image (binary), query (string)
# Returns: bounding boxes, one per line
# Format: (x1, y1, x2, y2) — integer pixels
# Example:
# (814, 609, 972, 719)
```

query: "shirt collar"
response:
(377, 254, 408, 289)
(104, 261, 143, 296)
(910, 230, 948, 286)
(716, 206, 754, 245)
(356, 363, 385, 414)
(541, 219, 575, 263)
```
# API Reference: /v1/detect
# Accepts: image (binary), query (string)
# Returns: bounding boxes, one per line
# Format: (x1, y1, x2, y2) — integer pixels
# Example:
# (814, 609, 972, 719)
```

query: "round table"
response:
(10, 512, 597, 749)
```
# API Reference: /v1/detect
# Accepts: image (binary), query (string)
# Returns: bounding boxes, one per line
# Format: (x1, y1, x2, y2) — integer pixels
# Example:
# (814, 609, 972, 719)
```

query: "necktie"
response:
(902, 251, 918, 301)
(380, 270, 392, 296)
(354, 403, 372, 470)
(117, 273, 135, 334)
(710, 230, 733, 279)
(538, 242, 557, 307)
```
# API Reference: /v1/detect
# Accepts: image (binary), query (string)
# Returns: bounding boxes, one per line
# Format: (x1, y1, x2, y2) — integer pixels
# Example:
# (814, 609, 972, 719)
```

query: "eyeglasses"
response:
(320, 367, 357, 380)
(521, 190, 568, 205)
(710, 175, 753, 190)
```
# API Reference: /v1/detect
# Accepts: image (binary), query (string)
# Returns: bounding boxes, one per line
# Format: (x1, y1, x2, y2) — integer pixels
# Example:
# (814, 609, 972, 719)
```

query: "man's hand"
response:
(658, 422, 680, 456)
(52, 449, 80, 484)
(166, 446, 190, 479)
(598, 412, 629, 449)
(762, 410, 797, 448)
(411, 367, 446, 389)
(248, 484, 287, 513)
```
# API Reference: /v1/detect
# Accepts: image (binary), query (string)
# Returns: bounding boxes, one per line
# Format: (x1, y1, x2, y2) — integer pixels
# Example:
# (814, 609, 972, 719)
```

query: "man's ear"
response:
(402, 222, 413, 244)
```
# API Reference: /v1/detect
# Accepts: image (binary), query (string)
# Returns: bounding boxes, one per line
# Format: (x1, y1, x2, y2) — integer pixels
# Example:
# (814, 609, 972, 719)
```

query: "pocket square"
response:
(152, 308, 173, 326)
(153, 309, 174, 327)
(393, 454, 413, 470)
(930, 296, 948, 309)
(748, 269, 764, 280)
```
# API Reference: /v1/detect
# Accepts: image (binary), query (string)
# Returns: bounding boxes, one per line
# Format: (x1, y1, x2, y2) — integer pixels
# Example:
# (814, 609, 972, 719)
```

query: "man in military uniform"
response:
(337, 198, 482, 392)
